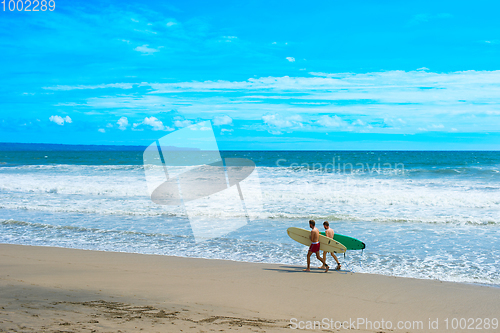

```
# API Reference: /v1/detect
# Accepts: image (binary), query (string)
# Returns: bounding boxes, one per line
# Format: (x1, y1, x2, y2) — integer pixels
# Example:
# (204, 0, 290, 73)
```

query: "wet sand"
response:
(1, 244, 499, 332)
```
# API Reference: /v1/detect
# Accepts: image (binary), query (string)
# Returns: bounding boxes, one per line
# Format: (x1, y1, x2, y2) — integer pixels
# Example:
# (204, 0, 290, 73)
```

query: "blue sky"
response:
(1, 0, 500, 150)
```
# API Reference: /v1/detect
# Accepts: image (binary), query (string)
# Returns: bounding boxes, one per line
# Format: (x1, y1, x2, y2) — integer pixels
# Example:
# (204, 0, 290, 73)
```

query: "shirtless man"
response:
(318, 221, 341, 270)
(303, 220, 329, 272)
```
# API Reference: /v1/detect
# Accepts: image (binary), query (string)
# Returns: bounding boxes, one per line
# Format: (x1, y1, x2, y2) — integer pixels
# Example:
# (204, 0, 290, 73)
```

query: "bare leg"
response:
(303, 251, 313, 271)
(318, 251, 327, 269)
(315, 252, 329, 272)
(331, 253, 341, 270)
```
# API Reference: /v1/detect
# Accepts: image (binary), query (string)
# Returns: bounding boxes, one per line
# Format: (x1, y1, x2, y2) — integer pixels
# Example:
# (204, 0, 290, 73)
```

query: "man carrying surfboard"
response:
(303, 220, 329, 272)
(318, 221, 341, 271)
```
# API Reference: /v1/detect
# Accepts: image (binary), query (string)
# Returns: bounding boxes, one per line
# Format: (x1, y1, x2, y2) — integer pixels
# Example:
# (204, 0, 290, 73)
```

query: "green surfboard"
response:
(320, 232, 365, 250)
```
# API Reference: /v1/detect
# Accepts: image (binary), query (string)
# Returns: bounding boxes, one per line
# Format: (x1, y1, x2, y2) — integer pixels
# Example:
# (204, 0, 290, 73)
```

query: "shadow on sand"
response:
(262, 265, 349, 274)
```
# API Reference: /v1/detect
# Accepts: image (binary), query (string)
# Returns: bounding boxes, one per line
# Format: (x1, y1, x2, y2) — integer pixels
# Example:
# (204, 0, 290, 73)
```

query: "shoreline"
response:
(2, 241, 498, 289)
(2, 243, 500, 332)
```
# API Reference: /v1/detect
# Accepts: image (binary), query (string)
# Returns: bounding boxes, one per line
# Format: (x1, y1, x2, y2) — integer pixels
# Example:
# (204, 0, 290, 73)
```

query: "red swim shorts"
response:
(308, 242, 320, 253)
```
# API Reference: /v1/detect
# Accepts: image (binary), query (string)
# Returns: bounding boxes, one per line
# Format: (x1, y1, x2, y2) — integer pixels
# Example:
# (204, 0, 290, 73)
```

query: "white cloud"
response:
(134, 28, 158, 35)
(117, 117, 129, 130)
(131, 123, 144, 131)
(143, 116, 166, 131)
(352, 119, 366, 126)
(106, 123, 113, 128)
(166, 21, 177, 27)
(418, 123, 445, 131)
(174, 119, 193, 127)
(262, 114, 292, 128)
(51, 70, 500, 135)
(221, 36, 238, 42)
(49, 115, 64, 125)
(262, 114, 304, 134)
(384, 118, 407, 127)
(220, 128, 234, 135)
(49, 115, 71, 125)
(316, 115, 348, 128)
(143, 71, 500, 102)
(98, 128, 105, 133)
(131, 117, 174, 131)
(286, 57, 295, 62)
(213, 115, 233, 126)
(134, 44, 159, 55)
(287, 115, 303, 122)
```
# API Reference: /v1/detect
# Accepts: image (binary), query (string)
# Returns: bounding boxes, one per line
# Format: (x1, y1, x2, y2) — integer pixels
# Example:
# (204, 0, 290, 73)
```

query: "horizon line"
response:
(0, 142, 499, 152)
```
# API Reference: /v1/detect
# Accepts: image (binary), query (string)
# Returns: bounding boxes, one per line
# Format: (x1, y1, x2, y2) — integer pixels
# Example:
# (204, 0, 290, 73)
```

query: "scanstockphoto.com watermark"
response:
(289, 317, 499, 331)
(290, 318, 424, 331)
(276, 158, 405, 174)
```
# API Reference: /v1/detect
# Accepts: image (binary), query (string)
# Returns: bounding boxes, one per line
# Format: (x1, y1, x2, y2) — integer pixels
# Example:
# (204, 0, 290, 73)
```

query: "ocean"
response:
(1, 144, 499, 286)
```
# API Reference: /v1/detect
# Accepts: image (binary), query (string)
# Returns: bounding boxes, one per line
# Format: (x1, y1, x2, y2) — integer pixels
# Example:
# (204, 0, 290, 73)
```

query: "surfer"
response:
(303, 220, 329, 272)
(318, 221, 341, 270)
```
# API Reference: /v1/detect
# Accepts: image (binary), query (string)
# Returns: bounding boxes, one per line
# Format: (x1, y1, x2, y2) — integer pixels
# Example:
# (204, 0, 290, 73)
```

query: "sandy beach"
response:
(1, 244, 499, 332)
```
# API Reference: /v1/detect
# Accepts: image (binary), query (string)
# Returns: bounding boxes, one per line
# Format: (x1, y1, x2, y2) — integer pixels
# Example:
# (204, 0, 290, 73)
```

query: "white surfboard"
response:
(287, 227, 347, 254)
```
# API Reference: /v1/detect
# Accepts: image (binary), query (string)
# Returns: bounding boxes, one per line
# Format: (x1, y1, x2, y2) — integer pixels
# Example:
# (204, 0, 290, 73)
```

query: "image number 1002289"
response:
(2, 0, 55, 11)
